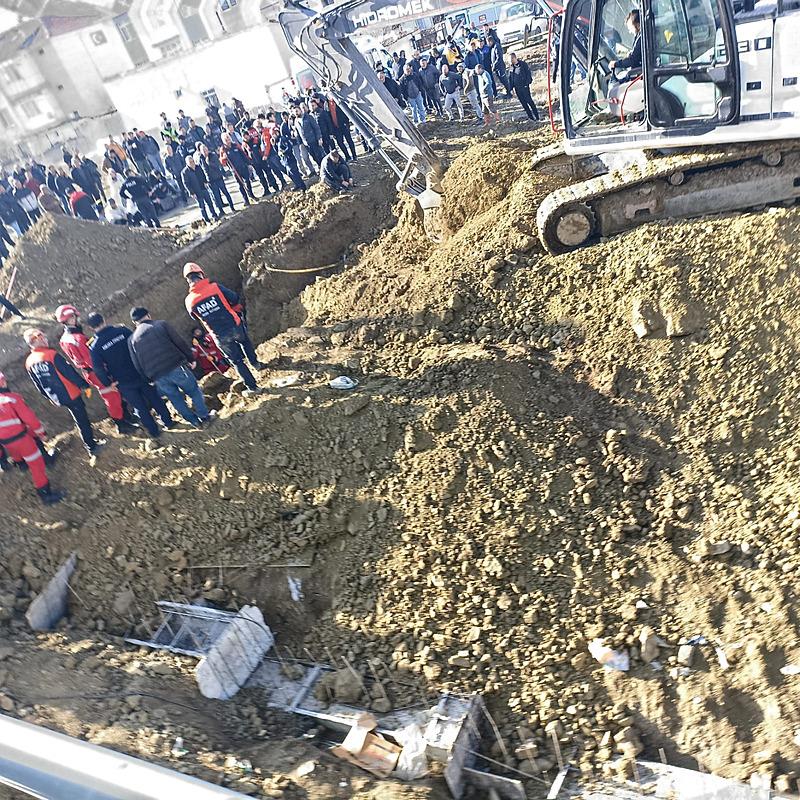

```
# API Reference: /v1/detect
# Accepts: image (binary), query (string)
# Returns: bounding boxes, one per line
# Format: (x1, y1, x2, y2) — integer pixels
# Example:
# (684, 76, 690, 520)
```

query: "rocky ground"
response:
(0, 66, 799, 798)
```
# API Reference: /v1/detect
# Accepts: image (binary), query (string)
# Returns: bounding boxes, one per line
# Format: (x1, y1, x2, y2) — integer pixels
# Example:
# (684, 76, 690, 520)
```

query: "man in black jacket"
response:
(418, 56, 443, 116)
(0, 185, 30, 236)
(165, 143, 187, 203)
(198, 144, 235, 215)
(120, 169, 160, 227)
(128, 307, 213, 429)
(377, 69, 405, 108)
(509, 53, 539, 120)
(88, 312, 174, 439)
(325, 94, 358, 161)
(309, 97, 335, 153)
(181, 156, 220, 223)
(488, 36, 511, 97)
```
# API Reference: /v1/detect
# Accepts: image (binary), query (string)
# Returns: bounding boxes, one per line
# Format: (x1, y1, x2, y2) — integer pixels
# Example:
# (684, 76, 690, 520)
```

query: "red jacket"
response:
(0, 388, 45, 444)
(192, 335, 229, 375)
(260, 126, 275, 159)
(59, 325, 94, 372)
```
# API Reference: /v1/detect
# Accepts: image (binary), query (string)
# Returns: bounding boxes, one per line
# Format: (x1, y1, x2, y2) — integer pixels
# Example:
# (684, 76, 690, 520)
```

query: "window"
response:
(219, 0, 238, 10)
(157, 36, 183, 58)
(20, 98, 41, 118)
(4, 65, 22, 83)
(201, 88, 220, 108)
(114, 13, 136, 42)
(0, 109, 12, 127)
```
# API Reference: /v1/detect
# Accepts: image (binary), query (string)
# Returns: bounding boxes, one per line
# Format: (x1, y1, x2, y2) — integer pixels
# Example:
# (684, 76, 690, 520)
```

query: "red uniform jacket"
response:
(0, 388, 45, 444)
(192, 335, 229, 375)
(59, 326, 94, 372)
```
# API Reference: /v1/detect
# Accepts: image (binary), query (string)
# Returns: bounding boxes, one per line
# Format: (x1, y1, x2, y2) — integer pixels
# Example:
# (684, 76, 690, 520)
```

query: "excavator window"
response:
(649, 0, 730, 123)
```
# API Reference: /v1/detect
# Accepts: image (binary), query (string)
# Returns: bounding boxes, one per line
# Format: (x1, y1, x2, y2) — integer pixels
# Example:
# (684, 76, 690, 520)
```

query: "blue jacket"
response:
(463, 49, 483, 70)
(90, 325, 144, 388)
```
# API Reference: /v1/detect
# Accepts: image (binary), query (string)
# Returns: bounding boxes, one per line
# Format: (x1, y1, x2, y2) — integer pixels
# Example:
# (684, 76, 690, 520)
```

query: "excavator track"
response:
(536, 140, 800, 254)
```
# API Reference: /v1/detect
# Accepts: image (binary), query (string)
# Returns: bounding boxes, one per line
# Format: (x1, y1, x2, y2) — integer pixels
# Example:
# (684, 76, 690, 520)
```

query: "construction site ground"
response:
(1, 50, 799, 798)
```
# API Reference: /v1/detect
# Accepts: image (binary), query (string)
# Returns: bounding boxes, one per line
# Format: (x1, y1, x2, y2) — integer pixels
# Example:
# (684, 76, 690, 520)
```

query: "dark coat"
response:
(399, 72, 423, 100)
(616, 33, 642, 70)
(419, 63, 440, 92)
(320, 153, 351, 190)
(509, 59, 533, 92)
(128, 319, 193, 381)
(199, 152, 225, 182)
(120, 175, 151, 202)
(311, 108, 334, 142)
(181, 164, 209, 196)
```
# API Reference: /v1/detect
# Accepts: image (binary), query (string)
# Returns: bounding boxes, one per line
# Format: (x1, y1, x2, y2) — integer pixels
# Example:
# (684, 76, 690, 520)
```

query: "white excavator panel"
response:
(771, 10, 800, 120)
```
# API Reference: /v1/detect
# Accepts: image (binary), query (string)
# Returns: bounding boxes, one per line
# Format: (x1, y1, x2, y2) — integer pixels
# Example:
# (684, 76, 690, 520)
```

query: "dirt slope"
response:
(0, 122, 799, 798)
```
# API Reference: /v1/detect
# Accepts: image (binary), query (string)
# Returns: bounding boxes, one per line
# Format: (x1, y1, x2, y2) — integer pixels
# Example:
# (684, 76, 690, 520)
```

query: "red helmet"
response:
(183, 262, 205, 279)
(55, 304, 78, 324)
(0, 371, 6, 387)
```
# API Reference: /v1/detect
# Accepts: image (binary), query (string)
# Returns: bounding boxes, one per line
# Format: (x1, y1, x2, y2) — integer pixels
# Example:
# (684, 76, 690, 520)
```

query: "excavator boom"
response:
(279, 0, 467, 232)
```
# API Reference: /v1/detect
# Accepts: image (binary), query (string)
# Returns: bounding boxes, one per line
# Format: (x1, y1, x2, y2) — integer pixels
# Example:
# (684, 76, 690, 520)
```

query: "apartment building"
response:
(0, 0, 295, 164)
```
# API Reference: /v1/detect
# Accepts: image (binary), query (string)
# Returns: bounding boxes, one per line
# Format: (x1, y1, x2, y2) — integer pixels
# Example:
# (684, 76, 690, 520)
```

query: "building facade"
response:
(0, 0, 297, 165)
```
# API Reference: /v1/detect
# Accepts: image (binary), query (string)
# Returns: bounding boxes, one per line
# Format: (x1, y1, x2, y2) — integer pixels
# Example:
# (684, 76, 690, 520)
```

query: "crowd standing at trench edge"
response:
(0, 21, 540, 265)
(0, 261, 264, 505)
(0, 24, 543, 507)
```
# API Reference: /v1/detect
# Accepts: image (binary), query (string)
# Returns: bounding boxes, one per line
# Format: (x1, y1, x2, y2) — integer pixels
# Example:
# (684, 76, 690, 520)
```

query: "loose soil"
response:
(0, 85, 799, 798)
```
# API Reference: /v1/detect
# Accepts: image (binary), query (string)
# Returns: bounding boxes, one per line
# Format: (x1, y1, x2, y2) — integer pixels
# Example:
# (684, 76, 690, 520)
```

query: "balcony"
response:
(3, 71, 47, 100)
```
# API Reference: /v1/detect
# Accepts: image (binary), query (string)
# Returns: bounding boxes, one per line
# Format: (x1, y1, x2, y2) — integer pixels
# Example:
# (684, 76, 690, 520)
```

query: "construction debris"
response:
(25, 552, 76, 631)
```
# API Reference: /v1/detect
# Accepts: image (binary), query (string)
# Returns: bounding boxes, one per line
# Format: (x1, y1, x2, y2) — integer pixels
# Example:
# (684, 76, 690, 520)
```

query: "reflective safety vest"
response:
(25, 348, 82, 407)
(0, 389, 45, 444)
(185, 278, 241, 338)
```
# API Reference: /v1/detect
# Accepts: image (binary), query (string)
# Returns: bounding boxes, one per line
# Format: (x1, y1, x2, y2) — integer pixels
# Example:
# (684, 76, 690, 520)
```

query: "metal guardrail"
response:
(0, 714, 252, 799)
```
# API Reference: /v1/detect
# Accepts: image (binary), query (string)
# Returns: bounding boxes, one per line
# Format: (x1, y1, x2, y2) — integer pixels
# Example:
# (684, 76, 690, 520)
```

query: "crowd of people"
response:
(378, 21, 540, 125)
(0, 261, 262, 506)
(0, 22, 540, 267)
(0, 90, 367, 267)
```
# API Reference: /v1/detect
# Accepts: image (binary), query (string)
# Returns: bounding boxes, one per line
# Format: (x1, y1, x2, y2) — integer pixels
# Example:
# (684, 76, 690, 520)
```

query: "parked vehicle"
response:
(496, 1, 548, 45)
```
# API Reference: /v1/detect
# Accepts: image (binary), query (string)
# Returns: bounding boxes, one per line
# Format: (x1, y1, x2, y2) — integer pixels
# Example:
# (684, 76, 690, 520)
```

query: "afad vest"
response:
(25, 348, 81, 406)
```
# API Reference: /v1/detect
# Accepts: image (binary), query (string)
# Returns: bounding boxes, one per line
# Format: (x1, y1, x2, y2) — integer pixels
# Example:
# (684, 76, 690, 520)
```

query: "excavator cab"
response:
(559, 0, 740, 152)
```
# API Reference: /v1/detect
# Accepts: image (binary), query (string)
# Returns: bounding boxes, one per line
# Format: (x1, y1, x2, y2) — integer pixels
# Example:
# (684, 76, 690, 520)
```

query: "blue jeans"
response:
(409, 94, 426, 123)
(155, 365, 209, 426)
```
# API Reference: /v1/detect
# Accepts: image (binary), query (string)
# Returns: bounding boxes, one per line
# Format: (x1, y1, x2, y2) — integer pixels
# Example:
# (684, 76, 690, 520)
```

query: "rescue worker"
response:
(0, 371, 64, 504)
(86, 312, 174, 440)
(191, 326, 229, 376)
(183, 262, 264, 395)
(23, 328, 104, 457)
(55, 304, 137, 435)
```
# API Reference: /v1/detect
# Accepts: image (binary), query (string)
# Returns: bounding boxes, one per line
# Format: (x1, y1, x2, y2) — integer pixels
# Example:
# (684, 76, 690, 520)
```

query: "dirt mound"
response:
(241, 162, 397, 342)
(2, 122, 800, 796)
(0, 214, 184, 317)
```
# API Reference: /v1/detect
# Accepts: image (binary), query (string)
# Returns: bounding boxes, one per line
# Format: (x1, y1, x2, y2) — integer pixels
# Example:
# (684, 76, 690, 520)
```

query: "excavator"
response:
(281, 0, 800, 252)
(537, 0, 800, 251)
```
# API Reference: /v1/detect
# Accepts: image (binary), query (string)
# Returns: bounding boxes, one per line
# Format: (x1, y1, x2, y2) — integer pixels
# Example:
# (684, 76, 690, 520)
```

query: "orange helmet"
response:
(23, 328, 46, 346)
(55, 304, 78, 324)
(183, 262, 205, 279)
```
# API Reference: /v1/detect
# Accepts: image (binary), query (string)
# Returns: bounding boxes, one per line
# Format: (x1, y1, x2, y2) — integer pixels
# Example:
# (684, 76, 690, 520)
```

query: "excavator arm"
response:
(278, 0, 475, 236)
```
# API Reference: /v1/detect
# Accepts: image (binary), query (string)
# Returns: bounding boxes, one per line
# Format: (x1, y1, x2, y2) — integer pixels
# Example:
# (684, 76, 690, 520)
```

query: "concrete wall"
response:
(104, 24, 295, 128)
(73, 19, 135, 80)
(39, 36, 114, 118)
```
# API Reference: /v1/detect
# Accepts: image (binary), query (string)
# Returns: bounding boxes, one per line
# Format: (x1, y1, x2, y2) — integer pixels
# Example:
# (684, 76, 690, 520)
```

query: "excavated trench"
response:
(0, 166, 397, 433)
